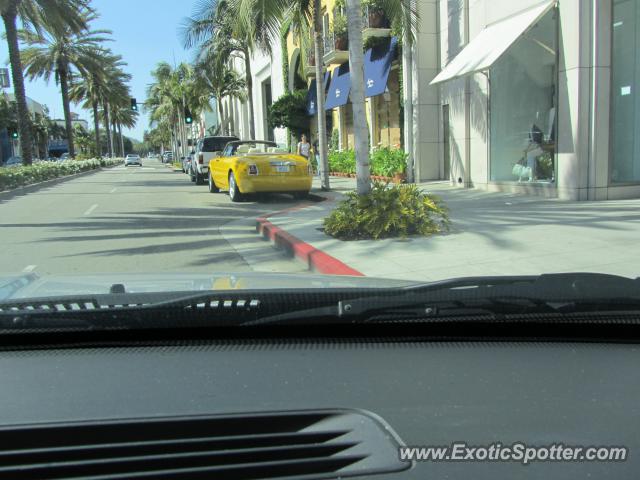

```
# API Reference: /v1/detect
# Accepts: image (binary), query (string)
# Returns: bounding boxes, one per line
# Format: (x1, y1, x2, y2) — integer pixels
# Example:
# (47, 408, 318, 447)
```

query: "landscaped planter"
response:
(335, 35, 348, 51)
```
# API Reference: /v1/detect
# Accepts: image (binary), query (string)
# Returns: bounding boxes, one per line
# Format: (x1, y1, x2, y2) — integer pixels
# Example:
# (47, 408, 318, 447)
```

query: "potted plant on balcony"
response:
(362, 0, 391, 28)
(332, 14, 349, 51)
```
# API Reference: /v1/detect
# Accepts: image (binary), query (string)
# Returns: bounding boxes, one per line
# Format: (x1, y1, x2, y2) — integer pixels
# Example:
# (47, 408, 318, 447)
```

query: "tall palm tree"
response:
(0, 0, 87, 164)
(100, 58, 131, 157)
(20, 10, 111, 157)
(110, 102, 137, 156)
(345, 0, 417, 194)
(181, 0, 279, 140)
(195, 61, 246, 136)
(70, 52, 125, 158)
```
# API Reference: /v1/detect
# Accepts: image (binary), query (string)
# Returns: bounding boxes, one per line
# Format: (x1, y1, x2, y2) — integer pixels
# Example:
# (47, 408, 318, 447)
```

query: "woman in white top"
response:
(297, 134, 311, 159)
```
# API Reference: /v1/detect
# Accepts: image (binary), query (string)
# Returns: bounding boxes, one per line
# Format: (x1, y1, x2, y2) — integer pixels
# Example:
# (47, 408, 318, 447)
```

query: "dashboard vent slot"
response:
(0, 409, 409, 479)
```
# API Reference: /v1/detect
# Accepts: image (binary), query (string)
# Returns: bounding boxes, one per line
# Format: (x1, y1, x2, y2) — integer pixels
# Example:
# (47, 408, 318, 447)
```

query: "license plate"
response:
(275, 165, 290, 173)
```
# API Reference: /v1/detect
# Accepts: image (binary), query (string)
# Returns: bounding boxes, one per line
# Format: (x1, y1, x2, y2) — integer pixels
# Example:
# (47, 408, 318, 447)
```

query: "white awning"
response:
(430, 1, 556, 85)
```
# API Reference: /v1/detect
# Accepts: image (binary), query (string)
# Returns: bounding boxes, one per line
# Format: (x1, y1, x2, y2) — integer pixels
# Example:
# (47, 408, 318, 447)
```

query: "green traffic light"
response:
(11, 131, 18, 139)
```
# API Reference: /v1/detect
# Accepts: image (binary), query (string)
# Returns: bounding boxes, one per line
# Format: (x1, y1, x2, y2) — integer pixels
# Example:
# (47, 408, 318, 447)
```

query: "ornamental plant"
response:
(0, 158, 123, 191)
(323, 182, 450, 240)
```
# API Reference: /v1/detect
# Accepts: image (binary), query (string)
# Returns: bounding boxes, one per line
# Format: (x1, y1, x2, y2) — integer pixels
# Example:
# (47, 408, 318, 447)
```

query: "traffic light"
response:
(130, 98, 138, 111)
(185, 108, 193, 124)
(8, 127, 18, 139)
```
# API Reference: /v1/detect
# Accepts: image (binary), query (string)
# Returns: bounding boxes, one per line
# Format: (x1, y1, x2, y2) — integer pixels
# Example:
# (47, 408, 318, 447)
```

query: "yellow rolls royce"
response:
(207, 140, 313, 202)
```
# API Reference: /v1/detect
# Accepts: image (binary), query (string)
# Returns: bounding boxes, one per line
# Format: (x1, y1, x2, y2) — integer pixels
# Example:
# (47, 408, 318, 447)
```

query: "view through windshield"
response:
(0, 0, 638, 298)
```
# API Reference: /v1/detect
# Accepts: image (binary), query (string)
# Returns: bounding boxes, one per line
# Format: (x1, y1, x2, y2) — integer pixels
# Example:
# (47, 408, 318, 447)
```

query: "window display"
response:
(490, 9, 557, 183)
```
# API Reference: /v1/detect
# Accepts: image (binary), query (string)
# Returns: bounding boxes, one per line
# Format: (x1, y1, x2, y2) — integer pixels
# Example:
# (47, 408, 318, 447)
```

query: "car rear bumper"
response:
(237, 176, 313, 193)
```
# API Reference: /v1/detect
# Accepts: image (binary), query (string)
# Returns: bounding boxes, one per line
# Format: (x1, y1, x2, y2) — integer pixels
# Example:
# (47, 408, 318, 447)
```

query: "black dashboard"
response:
(0, 339, 638, 479)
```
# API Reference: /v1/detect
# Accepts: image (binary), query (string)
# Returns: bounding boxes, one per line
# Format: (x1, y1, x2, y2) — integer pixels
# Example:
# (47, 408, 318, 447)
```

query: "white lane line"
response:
(22, 265, 37, 273)
(110, 187, 118, 193)
(84, 204, 98, 216)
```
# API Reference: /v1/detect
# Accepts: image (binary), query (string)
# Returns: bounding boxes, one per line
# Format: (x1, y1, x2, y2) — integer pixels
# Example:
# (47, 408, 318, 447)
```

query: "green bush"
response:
(0, 158, 123, 191)
(328, 149, 355, 174)
(370, 147, 407, 177)
(323, 182, 450, 240)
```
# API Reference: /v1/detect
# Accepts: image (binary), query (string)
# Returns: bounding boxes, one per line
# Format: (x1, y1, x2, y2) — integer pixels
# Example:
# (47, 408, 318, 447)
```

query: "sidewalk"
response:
(258, 177, 640, 281)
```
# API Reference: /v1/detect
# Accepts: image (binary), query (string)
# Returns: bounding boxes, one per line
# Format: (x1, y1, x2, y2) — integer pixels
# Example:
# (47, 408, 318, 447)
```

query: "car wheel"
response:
(208, 172, 219, 193)
(228, 172, 244, 202)
(292, 191, 309, 200)
(195, 171, 205, 185)
(190, 168, 196, 183)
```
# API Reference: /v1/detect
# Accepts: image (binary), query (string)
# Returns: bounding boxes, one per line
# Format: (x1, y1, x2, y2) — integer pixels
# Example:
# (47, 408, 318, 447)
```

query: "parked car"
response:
(125, 154, 142, 166)
(207, 140, 312, 202)
(3, 156, 22, 167)
(59, 153, 71, 161)
(190, 136, 238, 185)
(162, 152, 173, 164)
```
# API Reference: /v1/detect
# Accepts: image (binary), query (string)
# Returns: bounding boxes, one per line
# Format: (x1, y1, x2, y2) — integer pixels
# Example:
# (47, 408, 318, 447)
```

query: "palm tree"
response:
(20, 9, 111, 157)
(70, 52, 124, 158)
(345, 0, 417, 194)
(195, 61, 246, 136)
(181, 0, 279, 140)
(100, 58, 131, 157)
(110, 102, 137, 156)
(0, 0, 88, 164)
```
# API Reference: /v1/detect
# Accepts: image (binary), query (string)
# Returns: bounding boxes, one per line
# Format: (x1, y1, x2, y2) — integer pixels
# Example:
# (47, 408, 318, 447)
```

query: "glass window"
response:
(611, 0, 640, 183)
(489, 9, 557, 183)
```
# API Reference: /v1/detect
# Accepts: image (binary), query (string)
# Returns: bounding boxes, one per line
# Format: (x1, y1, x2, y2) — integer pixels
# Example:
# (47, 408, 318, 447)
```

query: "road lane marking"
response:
(110, 187, 118, 193)
(84, 204, 98, 216)
(22, 265, 37, 273)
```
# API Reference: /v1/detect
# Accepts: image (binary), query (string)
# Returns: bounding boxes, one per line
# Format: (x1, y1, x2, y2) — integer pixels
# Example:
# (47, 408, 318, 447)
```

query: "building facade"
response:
(226, 0, 640, 200)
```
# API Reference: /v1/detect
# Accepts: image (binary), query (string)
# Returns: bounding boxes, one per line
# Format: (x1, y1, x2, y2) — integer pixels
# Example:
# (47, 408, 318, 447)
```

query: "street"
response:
(0, 159, 309, 275)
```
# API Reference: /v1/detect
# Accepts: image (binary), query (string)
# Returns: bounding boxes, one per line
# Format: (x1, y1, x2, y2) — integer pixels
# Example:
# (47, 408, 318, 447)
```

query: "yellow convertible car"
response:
(207, 140, 313, 202)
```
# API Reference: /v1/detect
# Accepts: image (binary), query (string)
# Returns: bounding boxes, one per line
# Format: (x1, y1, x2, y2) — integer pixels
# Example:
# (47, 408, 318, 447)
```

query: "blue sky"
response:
(1, 0, 198, 141)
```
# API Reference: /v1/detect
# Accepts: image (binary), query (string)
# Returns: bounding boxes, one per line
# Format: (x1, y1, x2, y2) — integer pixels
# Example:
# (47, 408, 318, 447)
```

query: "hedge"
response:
(328, 148, 407, 177)
(0, 158, 123, 192)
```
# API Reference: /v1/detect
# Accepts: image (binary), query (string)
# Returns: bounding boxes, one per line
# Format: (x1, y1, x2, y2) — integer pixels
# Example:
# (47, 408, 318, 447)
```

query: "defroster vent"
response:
(0, 409, 410, 479)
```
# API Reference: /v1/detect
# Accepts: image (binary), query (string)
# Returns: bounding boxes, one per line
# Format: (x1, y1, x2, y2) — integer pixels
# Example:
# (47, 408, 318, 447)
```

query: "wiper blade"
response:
(245, 273, 640, 325)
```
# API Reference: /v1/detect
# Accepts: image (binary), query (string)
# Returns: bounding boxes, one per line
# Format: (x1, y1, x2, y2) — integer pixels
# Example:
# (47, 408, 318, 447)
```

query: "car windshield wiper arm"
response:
(244, 273, 640, 325)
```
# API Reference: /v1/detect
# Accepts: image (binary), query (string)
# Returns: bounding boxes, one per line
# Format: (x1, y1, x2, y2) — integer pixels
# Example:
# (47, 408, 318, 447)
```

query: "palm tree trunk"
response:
(2, 5, 34, 165)
(92, 100, 101, 158)
(111, 119, 118, 156)
(346, 0, 370, 195)
(103, 101, 113, 157)
(58, 68, 75, 158)
(242, 48, 256, 139)
(313, 0, 330, 190)
(216, 97, 223, 135)
(118, 123, 124, 155)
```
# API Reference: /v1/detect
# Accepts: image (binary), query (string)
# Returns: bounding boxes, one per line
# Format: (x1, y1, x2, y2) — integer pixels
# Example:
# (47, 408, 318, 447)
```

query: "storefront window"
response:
(490, 9, 557, 183)
(611, 0, 640, 183)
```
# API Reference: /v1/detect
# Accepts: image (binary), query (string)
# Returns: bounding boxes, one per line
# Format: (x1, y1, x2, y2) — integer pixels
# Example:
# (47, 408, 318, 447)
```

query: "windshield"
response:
(0, 0, 637, 313)
(201, 137, 237, 152)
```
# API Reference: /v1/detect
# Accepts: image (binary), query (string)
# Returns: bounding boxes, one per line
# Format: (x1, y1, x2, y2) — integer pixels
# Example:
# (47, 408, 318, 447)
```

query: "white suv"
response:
(190, 136, 238, 185)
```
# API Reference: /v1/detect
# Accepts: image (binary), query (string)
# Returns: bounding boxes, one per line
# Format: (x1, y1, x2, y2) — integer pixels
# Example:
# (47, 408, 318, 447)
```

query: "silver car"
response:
(125, 154, 142, 166)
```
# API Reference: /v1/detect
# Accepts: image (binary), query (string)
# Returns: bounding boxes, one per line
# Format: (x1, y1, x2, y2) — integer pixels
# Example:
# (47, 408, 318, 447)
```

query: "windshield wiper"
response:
(1, 273, 639, 331)
(243, 273, 640, 325)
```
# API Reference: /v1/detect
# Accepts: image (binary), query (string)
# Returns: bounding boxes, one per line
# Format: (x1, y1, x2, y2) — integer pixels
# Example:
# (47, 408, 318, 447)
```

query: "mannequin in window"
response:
(523, 124, 544, 182)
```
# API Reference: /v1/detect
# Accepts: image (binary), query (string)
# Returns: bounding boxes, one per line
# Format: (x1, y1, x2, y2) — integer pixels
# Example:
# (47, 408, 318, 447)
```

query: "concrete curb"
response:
(255, 196, 363, 276)
(0, 164, 121, 201)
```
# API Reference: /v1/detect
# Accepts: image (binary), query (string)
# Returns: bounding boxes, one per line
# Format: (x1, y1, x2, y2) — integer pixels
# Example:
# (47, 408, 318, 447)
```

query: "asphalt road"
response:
(0, 158, 309, 275)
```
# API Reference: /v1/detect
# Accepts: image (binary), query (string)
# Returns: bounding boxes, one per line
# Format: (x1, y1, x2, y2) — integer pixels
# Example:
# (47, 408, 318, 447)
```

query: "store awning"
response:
(430, 0, 556, 85)
(325, 64, 351, 110)
(364, 36, 398, 98)
(306, 71, 331, 116)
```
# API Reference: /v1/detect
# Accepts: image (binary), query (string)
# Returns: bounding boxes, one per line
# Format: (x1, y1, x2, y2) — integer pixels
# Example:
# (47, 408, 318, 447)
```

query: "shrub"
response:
(328, 149, 355, 174)
(268, 89, 309, 139)
(0, 158, 123, 191)
(323, 182, 450, 240)
(329, 129, 340, 152)
(370, 147, 407, 177)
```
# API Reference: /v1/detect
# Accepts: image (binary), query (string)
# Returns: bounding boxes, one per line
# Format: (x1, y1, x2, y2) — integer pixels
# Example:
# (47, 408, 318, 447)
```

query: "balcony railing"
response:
(323, 32, 349, 65)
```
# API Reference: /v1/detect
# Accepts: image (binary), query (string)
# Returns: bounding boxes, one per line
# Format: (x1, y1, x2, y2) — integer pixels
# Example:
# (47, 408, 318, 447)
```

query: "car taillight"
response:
(248, 164, 259, 175)
(198, 153, 204, 164)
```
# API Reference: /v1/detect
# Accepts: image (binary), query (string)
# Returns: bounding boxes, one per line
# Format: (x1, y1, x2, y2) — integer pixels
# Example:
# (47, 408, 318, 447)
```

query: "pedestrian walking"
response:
(297, 134, 311, 159)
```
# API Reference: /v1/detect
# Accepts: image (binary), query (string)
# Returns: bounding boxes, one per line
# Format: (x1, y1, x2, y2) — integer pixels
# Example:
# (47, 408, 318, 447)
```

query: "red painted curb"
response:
(256, 217, 363, 276)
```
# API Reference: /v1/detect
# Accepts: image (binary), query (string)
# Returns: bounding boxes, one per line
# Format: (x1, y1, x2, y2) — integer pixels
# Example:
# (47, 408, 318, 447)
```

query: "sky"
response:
(0, 0, 199, 142)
